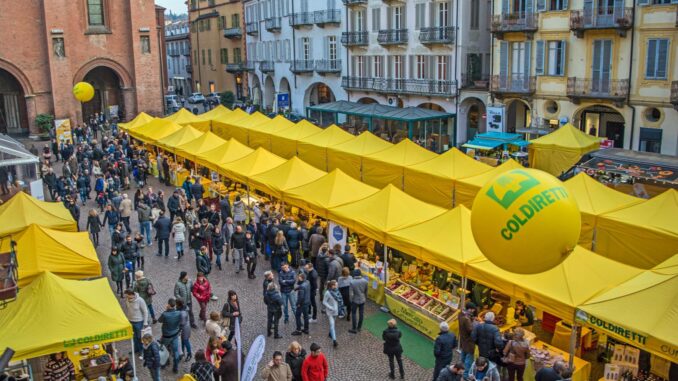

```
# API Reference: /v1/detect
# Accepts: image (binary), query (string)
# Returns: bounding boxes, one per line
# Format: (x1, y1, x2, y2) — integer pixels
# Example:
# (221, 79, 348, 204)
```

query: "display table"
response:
(526, 340, 591, 381)
(364, 272, 385, 305)
(385, 294, 458, 340)
(551, 320, 593, 355)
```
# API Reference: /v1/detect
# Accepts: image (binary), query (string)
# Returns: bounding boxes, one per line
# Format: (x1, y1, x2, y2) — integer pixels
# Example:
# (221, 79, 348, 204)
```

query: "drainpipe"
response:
(627, 3, 637, 151)
(345, 3, 350, 102)
(490, 0, 495, 105)
(454, 0, 460, 147)
(291, 0, 298, 89)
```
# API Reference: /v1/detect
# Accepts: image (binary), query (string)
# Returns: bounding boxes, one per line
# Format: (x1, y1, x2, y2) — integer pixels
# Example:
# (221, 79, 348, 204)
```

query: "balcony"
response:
(290, 60, 315, 74)
(342, 0, 367, 6)
(223, 27, 242, 39)
(260, 60, 274, 73)
(671, 81, 678, 110)
(419, 26, 455, 45)
(290, 12, 313, 28)
(265, 17, 281, 32)
(341, 31, 368, 46)
(314, 9, 341, 27)
(382, 0, 405, 4)
(341, 76, 457, 96)
(226, 63, 244, 73)
(246, 22, 259, 36)
(242, 60, 255, 72)
(490, 74, 536, 97)
(460, 74, 490, 90)
(567, 77, 629, 107)
(315, 59, 342, 74)
(491, 13, 538, 39)
(185, 64, 192, 73)
(570, 7, 633, 38)
(377, 29, 408, 46)
(169, 50, 180, 57)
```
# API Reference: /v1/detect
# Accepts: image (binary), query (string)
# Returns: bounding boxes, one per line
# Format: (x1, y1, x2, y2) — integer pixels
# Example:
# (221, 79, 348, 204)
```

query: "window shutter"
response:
(409, 55, 414, 79)
(415, 4, 422, 30)
(308, 38, 313, 62)
(367, 56, 373, 77)
(387, 7, 393, 29)
(537, 0, 546, 11)
(636, 0, 649, 4)
(428, 56, 436, 80)
(524, 40, 532, 77)
(429, 2, 436, 28)
(657, 39, 669, 79)
(535, 40, 545, 75)
(401, 5, 406, 28)
(499, 41, 508, 88)
(559, 40, 567, 76)
(324, 37, 329, 60)
(525, 0, 534, 14)
(562, 0, 569, 9)
(646, 39, 656, 78)
(501, 0, 509, 15)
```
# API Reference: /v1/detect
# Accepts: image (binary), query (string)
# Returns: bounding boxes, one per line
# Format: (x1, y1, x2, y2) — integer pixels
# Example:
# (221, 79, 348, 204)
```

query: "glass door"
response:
(592, 39, 612, 94)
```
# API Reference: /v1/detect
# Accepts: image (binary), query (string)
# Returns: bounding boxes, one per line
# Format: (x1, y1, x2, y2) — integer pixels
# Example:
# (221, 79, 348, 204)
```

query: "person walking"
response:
(119, 193, 133, 233)
(192, 272, 212, 322)
(212, 226, 225, 270)
(337, 267, 351, 321)
(348, 269, 368, 334)
(286, 222, 302, 268)
(142, 334, 162, 381)
(176, 299, 193, 362)
(213, 341, 238, 381)
(189, 350, 216, 381)
(382, 319, 405, 380)
(196, 246, 212, 276)
(303, 262, 319, 323)
(279, 263, 297, 324)
(108, 247, 125, 298)
(326, 250, 343, 284)
(86, 209, 102, 247)
(137, 201, 153, 246)
(244, 231, 258, 279)
(120, 235, 138, 285)
(230, 224, 247, 273)
(174, 271, 197, 328)
(158, 298, 182, 374)
(458, 302, 478, 378)
(322, 280, 342, 348)
(265, 282, 284, 339)
(232, 195, 247, 226)
(504, 327, 531, 381)
(124, 289, 149, 356)
(133, 270, 157, 324)
(167, 190, 181, 223)
(291, 272, 311, 336)
(471, 312, 504, 362)
(154, 210, 172, 257)
(172, 216, 186, 259)
(272, 230, 289, 272)
(221, 290, 243, 343)
(285, 342, 306, 381)
(432, 322, 458, 381)
(315, 244, 330, 312)
(308, 227, 325, 266)
(103, 204, 120, 237)
(300, 343, 328, 381)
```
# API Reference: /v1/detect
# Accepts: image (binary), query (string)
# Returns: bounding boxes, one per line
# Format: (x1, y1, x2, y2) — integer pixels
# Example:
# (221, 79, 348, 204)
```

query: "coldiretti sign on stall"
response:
(385, 294, 458, 340)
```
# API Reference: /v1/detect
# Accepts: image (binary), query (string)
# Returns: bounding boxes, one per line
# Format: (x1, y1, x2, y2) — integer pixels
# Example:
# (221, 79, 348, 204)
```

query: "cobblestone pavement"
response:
(77, 172, 433, 380)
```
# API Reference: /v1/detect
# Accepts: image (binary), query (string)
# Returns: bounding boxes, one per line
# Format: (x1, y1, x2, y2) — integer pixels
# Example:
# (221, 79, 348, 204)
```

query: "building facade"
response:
(244, 0, 347, 118)
(490, 0, 678, 155)
(189, 0, 247, 99)
(0, 0, 165, 135)
(166, 20, 193, 97)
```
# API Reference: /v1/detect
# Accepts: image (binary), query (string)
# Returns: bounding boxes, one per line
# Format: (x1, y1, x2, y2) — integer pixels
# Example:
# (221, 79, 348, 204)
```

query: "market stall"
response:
(454, 159, 523, 208)
(462, 132, 530, 167)
(528, 123, 600, 176)
(249, 157, 326, 200)
(200, 104, 232, 125)
(361, 138, 437, 190)
(0, 192, 77, 236)
(211, 108, 250, 140)
(326, 131, 392, 180)
(127, 118, 182, 144)
(218, 147, 287, 185)
(248, 115, 295, 151)
(227, 111, 272, 145)
(163, 108, 211, 132)
(117, 112, 154, 131)
(155, 125, 203, 154)
(296, 124, 355, 171)
(194, 138, 254, 172)
(269, 119, 323, 159)
(175, 131, 227, 164)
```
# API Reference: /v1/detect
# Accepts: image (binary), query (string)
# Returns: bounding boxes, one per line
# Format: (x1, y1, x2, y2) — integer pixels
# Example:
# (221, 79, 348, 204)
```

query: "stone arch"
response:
(505, 98, 532, 133)
(416, 102, 446, 112)
(0, 58, 34, 94)
(263, 75, 276, 111)
(458, 97, 487, 141)
(304, 82, 336, 126)
(357, 97, 378, 104)
(279, 77, 291, 109)
(73, 58, 133, 89)
(573, 104, 626, 148)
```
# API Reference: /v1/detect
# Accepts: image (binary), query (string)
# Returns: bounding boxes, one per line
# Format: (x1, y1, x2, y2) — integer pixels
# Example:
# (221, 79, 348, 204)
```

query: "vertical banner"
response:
(328, 221, 347, 249)
(235, 317, 242, 381)
(241, 335, 266, 381)
(486, 106, 505, 133)
(54, 119, 73, 144)
(29, 179, 44, 200)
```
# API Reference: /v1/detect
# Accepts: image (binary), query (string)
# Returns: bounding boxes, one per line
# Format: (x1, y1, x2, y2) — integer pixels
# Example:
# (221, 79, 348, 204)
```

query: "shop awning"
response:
(118, 112, 154, 131)
(227, 111, 272, 145)
(175, 131, 227, 162)
(128, 119, 182, 143)
(211, 108, 250, 140)
(269, 120, 323, 159)
(307, 100, 455, 122)
(248, 116, 295, 151)
(163, 108, 211, 132)
(297, 125, 355, 171)
(454, 159, 524, 208)
(0, 133, 39, 167)
(218, 147, 287, 185)
(327, 131, 393, 180)
(528, 123, 600, 176)
(0, 224, 101, 288)
(0, 192, 77, 236)
(362, 139, 437, 189)
(564, 173, 643, 249)
(155, 125, 204, 154)
(595, 189, 678, 268)
(200, 105, 232, 123)
(249, 157, 327, 199)
(195, 138, 254, 171)
(0, 272, 132, 361)
(462, 139, 504, 150)
(403, 148, 492, 208)
(579, 148, 678, 185)
(577, 255, 678, 362)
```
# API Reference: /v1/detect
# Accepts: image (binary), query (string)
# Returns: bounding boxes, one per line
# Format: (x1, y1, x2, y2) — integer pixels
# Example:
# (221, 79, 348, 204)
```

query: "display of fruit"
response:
(417, 296, 431, 307)
(401, 289, 417, 299)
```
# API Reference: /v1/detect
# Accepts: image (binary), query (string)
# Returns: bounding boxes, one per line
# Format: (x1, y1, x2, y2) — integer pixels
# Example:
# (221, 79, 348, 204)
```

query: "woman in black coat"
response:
(383, 319, 405, 380)
(221, 290, 242, 343)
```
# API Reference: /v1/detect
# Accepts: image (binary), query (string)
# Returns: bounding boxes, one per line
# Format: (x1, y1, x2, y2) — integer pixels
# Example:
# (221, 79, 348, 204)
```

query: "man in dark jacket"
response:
(436, 363, 465, 381)
(458, 302, 477, 378)
(44, 167, 57, 200)
(244, 231, 257, 279)
(196, 246, 212, 276)
(291, 272, 310, 336)
(219, 196, 232, 221)
(230, 225, 247, 273)
(153, 211, 171, 257)
(213, 341, 238, 381)
(340, 245, 356, 272)
(315, 244, 330, 313)
(137, 202, 153, 246)
(174, 271, 197, 328)
(303, 261, 319, 322)
(278, 263, 297, 324)
(383, 319, 405, 380)
(167, 190, 181, 222)
(159, 298, 183, 374)
(285, 223, 302, 267)
(264, 282, 283, 338)
(308, 227, 326, 265)
(471, 312, 504, 362)
(433, 321, 458, 381)
(190, 177, 204, 202)
(120, 235, 139, 274)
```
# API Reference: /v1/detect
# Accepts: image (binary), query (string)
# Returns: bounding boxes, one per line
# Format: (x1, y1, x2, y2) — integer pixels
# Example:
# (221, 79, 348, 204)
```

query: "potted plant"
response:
(34, 113, 54, 140)
(219, 91, 235, 109)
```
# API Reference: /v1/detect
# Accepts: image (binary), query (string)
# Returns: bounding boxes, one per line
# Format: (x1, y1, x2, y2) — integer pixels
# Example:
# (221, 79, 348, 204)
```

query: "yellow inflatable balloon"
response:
(73, 82, 95, 102)
(471, 168, 580, 274)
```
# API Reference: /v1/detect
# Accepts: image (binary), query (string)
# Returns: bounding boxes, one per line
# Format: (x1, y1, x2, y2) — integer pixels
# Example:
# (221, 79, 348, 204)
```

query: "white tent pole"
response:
(130, 338, 138, 381)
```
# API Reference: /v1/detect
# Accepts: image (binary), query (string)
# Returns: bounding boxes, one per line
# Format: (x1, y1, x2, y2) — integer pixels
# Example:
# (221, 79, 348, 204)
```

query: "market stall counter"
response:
(528, 340, 591, 381)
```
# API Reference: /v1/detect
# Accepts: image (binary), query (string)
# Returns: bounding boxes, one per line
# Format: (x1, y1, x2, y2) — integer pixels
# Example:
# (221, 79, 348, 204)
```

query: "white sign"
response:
(328, 221, 347, 249)
(29, 179, 45, 201)
(236, 316, 242, 381)
(241, 335, 266, 381)
(486, 106, 505, 133)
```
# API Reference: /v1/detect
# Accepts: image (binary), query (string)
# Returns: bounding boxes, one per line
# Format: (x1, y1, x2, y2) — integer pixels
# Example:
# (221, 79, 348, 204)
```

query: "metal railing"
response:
(185, 64, 192, 73)
(566, 77, 629, 99)
(377, 29, 408, 45)
(242, 61, 255, 71)
(314, 9, 341, 26)
(342, 0, 367, 5)
(341, 76, 457, 96)
(570, 7, 633, 31)
(341, 31, 368, 46)
(246, 22, 259, 35)
(419, 26, 455, 44)
(223, 27, 242, 38)
(290, 60, 315, 73)
(226, 63, 243, 73)
(260, 60, 274, 73)
(460, 73, 490, 90)
(490, 74, 536, 94)
(290, 12, 313, 27)
(265, 17, 281, 32)
(315, 59, 342, 73)
(491, 13, 538, 34)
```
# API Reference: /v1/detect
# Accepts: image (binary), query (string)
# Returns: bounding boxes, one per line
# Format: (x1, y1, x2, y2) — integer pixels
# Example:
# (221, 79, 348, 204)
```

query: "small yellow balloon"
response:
(471, 168, 581, 274)
(73, 82, 95, 103)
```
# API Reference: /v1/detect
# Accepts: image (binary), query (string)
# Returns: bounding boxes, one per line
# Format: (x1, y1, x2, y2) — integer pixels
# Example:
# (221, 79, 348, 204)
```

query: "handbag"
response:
(501, 340, 516, 365)
(158, 344, 170, 366)
(141, 325, 153, 338)
(147, 282, 157, 296)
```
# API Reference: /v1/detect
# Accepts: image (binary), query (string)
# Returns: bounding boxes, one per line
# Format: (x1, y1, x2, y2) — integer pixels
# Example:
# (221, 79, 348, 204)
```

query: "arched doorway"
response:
(279, 77, 291, 111)
(250, 74, 262, 108)
(0, 69, 28, 135)
(576, 105, 625, 148)
(82, 66, 124, 122)
(357, 97, 378, 105)
(459, 97, 486, 141)
(263, 75, 275, 113)
(506, 99, 531, 133)
(305, 83, 336, 126)
(415, 103, 449, 152)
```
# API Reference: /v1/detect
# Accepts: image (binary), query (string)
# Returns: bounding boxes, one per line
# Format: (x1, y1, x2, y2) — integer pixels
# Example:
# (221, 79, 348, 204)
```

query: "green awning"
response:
(307, 100, 455, 122)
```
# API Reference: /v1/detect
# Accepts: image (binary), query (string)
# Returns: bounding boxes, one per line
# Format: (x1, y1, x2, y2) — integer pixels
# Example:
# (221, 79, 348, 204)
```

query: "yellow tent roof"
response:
(386, 206, 485, 274)
(328, 184, 445, 242)
(564, 173, 643, 249)
(118, 112, 154, 131)
(200, 105, 232, 122)
(577, 255, 678, 362)
(129, 119, 182, 143)
(403, 148, 492, 208)
(297, 125, 356, 171)
(466, 246, 642, 320)
(0, 272, 132, 360)
(327, 131, 392, 180)
(0, 224, 101, 288)
(528, 123, 600, 176)
(454, 159, 524, 208)
(211, 108, 250, 140)
(0, 192, 77, 236)
(283, 169, 379, 217)
(595, 189, 678, 268)
(249, 157, 327, 199)
(248, 116, 295, 151)
(155, 125, 204, 153)
(219, 147, 287, 185)
(195, 138, 254, 171)
(163, 108, 211, 132)
(175, 131, 227, 162)
(228, 111, 272, 145)
(270, 120, 323, 159)
(362, 139, 437, 189)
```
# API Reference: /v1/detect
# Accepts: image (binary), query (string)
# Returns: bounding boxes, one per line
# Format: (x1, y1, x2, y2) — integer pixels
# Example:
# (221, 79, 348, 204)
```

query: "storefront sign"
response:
(486, 106, 505, 133)
(55, 119, 73, 144)
(277, 93, 290, 109)
(63, 328, 130, 348)
(385, 294, 444, 340)
(328, 221, 347, 249)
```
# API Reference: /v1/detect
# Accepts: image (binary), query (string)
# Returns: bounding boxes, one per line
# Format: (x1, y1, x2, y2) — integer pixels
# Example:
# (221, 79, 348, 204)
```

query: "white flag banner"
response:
(241, 335, 266, 381)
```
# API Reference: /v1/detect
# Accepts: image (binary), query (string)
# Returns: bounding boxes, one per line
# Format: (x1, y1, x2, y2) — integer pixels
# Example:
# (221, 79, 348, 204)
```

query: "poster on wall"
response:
(54, 119, 73, 144)
(29, 179, 45, 201)
(328, 221, 347, 249)
(486, 106, 505, 133)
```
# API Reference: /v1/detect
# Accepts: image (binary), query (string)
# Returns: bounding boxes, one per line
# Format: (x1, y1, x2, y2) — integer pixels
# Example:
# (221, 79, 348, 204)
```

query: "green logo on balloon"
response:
(485, 169, 540, 209)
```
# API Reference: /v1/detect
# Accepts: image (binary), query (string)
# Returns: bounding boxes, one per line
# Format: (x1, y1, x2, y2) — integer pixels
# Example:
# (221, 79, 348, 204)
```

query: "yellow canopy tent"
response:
(297, 125, 355, 171)
(327, 184, 445, 242)
(528, 123, 600, 176)
(564, 173, 642, 249)
(0, 192, 76, 236)
(218, 147, 287, 185)
(128, 119, 182, 143)
(326, 131, 393, 181)
(248, 115, 295, 150)
(155, 125, 203, 154)
(595, 189, 678, 268)
(454, 159, 524, 208)
(385, 206, 485, 275)
(228, 111, 272, 145)
(195, 139, 254, 171)
(577, 255, 678, 362)
(0, 272, 132, 361)
(200, 104, 232, 124)
(249, 157, 327, 199)
(362, 139, 437, 190)
(163, 108, 211, 132)
(466, 246, 642, 321)
(118, 112, 154, 131)
(403, 148, 492, 208)
(211, 108, 250, 140)
(0, 224, 101, 288)
(283, 169, 378, 217)
(175, 131, 227, 162)
(269, 119, 322, 159)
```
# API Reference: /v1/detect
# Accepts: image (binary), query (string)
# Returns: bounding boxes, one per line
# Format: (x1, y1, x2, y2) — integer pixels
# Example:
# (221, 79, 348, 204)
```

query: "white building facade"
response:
(166, 20, 193, 97)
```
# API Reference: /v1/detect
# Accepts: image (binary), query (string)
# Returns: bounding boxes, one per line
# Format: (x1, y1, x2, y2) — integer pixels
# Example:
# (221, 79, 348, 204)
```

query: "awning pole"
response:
(130, 338, 138, 381)
(380, 244, 390, 313)
(568, 310, 578, 369)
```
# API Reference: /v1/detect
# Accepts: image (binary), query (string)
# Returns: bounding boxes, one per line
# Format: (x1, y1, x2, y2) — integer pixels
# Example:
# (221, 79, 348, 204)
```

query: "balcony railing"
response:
(377, 29, 408, 45)
(460, 74, 490, 90)
(185, 64, 192, 73)
(226, 63, 244, 73)
(260, 60, 274, 73)
(341, 31, 368, 46)
(342, 0, 367, 6)
(315, 59, 342, 74)
(290, 12, 313, 28)
(314, 9, 341, 27)
(246, 22, 259, 36)
(491, 13, 538, 38)
(490, 74, 536, 96)
(419, 26, 455, 45)
(223, 27, 242, 39)
(265, 17, 281, 32)
(342, 76, 457, 96)
(242, 60, 255, 71)
(567, 77, 629, 106)
(671, 81, 678, 109)
(570, 7, 633, 37)
(290, 60, 315, 74)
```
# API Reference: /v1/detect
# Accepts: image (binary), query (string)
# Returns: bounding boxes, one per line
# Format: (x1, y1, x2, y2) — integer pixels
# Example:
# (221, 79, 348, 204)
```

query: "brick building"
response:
(0, 0, 165, 136)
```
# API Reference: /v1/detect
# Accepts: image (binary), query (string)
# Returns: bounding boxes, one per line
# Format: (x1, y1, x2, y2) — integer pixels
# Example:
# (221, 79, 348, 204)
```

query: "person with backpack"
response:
(133, 270, 158, 324)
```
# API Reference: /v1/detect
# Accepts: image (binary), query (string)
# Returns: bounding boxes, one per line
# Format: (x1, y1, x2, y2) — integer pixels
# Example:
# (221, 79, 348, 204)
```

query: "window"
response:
(393, 55, 404, 79)
(414, 3, 425, 30)
(140, 36, 150, 54)
(646, 38, 669, 80)
(87, 0, 105, 26)
(217, 16, 223, 29)
(416, 55, 426, 79)
(301, 37, 311, 60)
(393, 6, 403, 29)
(355, 9, 365, 32)
(206, 19, 211, 31)
(372, 8, 381, 32)
(437, 56, 449, 81)
(373, 56, 383, 77)
(639, 127, 662, 153)
(355, 55, 365, 76)
(232, 14, 240, 28)
(220, 48, 228, 64)
(201, 49, 205, 65)
(470, 0, 480, 29)
(537, 0, 568, 11)
(328, 36, 337, 61)
(208, 49, 212, 65)
(234, 48, 242, 63)
(536, 40, 566, 76)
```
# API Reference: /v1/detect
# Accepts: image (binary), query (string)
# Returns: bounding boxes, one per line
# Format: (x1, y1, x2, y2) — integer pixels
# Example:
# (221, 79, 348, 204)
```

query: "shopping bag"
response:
(141, 326, 153, 338)
(159, 344, 170, 367)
